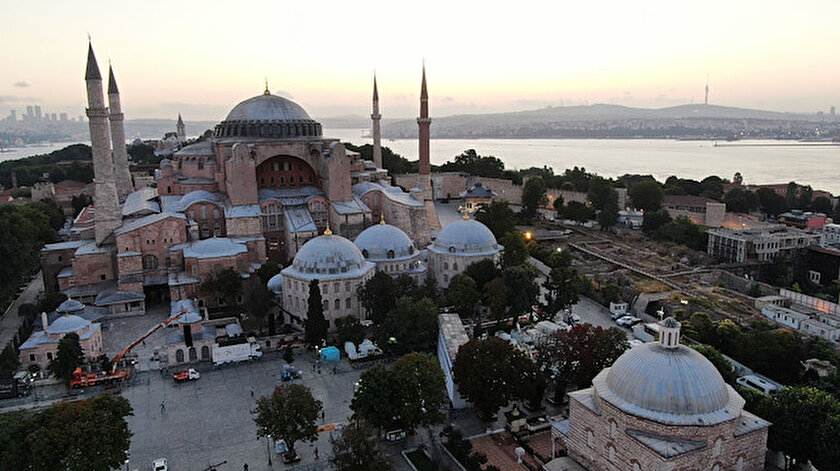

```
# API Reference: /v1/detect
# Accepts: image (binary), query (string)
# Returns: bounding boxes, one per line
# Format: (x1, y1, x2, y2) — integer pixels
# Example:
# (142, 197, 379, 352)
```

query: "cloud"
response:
(13, 81, 29, 88)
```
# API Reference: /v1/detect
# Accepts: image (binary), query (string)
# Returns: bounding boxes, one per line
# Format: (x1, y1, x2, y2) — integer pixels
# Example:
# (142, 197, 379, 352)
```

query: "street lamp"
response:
(266, 436, 272, 466)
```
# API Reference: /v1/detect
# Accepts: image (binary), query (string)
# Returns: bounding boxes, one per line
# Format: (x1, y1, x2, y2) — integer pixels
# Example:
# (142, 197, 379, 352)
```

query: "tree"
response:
(811, 196, 833, 214)
(502, 265, 540, 317)
(453, 337, 533, 420)
(642, 208, 672, 235)
(71, 193, 93, 217)
(447, 274, 479, 319)
(255, 261, 281, 284)
(754, 387, 840, 470)
(500, 231, 529, 268)
(597, 197, 619, 229)
(305, 279, 327, 346)
(692, 345, 736, 385)
(723, 187, 757, 213)
(418, 273, 439, 304)
(537, 324, 628, 403)
(375, 297, 438, 355)
(351, 365, 401, 430)
(552, 194, 565, 215)
(330, 420, 392, 471)
(0, 343, 20, 378)
(629, 180, 664, 211)
(563, 201, 595, 222)
(254, 384, 323, 457)
(543, 266, 583, 320)
(357, 271, 395, 325)
(49, 332, 82, 384)
(199, 267, 243, 306)
(463, 259, 501, 295)
(756, 187, 787, 216)
(336, 316, 365, 346)
(441, 425, 488, 471)
(243, 281, 272, 333)
(515, 352, 547, 410)
(521, 176, 547, 218)
(474, 200, 517, 240)
(485, 277, 507, 322)
(391, 353, 447, 431)
(586, 178, 616, 211)
(2, 394, 133, 471)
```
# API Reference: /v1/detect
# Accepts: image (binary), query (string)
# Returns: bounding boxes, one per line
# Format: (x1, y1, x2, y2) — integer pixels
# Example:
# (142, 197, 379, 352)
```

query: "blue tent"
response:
(319, 346, 340, 363)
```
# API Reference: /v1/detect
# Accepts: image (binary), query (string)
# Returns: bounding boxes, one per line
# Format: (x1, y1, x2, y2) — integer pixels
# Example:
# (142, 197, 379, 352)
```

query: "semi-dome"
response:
(46, 314, 91, 335)
(57, 298, 85, 313)
(592, 342, 744, 426)
(213, 92, 322, 139)
(430, 218, 500, 255)
(291, 234, 368, 275)
(354, 223, 416, 260)
(267, 273, 284, 295)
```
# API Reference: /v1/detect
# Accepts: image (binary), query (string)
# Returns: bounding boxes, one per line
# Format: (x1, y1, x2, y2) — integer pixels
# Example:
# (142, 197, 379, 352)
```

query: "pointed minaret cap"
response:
(420, 62, 428, 99)
(108, 64, 119, 94)
(264, 77, 271, 96)
(379, 213, 386, 225)
(85, 42, 102, 81)
(324, 221, 333, 236)
(373, 73, 379, 101)
(177, 113, 184, 125)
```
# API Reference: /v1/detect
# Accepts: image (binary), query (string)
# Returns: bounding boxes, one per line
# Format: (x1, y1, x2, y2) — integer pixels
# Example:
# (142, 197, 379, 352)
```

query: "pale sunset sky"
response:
(1, 0, 839, 120)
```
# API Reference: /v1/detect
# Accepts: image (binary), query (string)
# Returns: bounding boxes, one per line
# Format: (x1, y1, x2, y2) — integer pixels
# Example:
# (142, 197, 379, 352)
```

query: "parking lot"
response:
(122, 349, 363, 471)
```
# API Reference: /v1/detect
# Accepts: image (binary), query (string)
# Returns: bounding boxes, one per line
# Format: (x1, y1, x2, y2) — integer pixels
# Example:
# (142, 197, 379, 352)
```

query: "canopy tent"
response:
(319, 346, 340, 363)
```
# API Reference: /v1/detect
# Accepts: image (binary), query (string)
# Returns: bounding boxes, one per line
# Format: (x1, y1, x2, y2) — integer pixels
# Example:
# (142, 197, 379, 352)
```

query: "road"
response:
(0, 271, 44, 353)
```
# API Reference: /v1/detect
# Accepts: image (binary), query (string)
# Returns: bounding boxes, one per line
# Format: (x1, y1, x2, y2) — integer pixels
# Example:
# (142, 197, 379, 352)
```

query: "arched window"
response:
(334, 299, 340, 310)
(175, 349, 185, 363)
(142, 254, 158, 270)
(261, 203, 283, 232)
(188, 210, 195, 221)
(345, 298, 351, 309)
(201, 346, 210, 360)
(448, 246, 456, 253)
(200, 206, 207, 219)
(608, 445, 615, 462)
(632, 462, 641, 471)
(189, 347, 197, 361)
(453, 262, 458, 271)
(214, 222, 221, 237)
(322, 300, 329, 312)
(443, 262, 449, 270)
(213, 208, 220, 218)
(712, 438, 722, 457)
(586, 430, 594, 448)
(609, 419, 617, 439)
(387, 250, 395, 259)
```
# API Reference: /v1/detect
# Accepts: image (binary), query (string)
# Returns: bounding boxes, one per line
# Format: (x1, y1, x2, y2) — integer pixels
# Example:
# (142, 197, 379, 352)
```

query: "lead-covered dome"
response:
(591, 342, 744, 426)
(291, 234, 368, 275)
(430, 218, 501, 255)
(46, 314, 91, 335)
(354, 223, 416, 260)
(267, 273, 284, 295)
(57, 298, 85, 314)
(214, 92, 322, 139)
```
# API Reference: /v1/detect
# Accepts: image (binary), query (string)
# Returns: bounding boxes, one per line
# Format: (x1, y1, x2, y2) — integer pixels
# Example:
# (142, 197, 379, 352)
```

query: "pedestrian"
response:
(142, 339, 145, 347)
(243, 464, 248, 471)
(314, 448, 319, 461)
(320, 410, 325, 421)
(160, 400, 166, 412)
(250, 386, 255, 397)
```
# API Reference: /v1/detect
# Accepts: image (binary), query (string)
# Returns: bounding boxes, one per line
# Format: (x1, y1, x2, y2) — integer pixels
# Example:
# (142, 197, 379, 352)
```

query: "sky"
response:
(2, 0, 839, 121)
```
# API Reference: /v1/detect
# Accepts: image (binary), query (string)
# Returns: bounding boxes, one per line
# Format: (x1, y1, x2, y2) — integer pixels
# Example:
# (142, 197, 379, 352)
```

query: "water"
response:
(0, 142, 81, 162)
(328, 129, 840, 194)
(4, 132, 838, 194)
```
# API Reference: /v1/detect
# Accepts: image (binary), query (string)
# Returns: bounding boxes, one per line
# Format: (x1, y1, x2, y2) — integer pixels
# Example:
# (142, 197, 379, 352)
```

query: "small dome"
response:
(593, 342, 742, 425)
(291, 234, 367, 275)
(267, 273, 284, 294)
(46, 314, 91, 335)
(431, 219, 500, 255)
(56, 299, 85, 313)
(354, 224, 416, 260)
(214, 93, 322, 139)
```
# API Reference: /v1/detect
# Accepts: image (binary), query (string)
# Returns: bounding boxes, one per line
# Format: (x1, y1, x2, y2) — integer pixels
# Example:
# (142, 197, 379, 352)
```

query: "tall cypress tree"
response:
(305, 279, 327, 346)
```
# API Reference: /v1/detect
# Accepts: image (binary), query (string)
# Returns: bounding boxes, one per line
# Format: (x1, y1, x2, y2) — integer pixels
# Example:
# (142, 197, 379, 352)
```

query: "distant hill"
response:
(380, 103, 833, 139)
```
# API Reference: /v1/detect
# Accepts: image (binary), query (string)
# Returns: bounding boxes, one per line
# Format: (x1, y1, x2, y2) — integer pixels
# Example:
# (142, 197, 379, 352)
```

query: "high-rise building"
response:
(8, 110, 16, 122)
(34, 106, 42, 121)
(60, 113, 68, 122)
(50, 113, 57, 121)
(26, 106, 34, 121)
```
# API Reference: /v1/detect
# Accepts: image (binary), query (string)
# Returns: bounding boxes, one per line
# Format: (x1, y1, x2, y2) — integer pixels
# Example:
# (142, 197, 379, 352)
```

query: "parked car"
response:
(152, 458, 168, 471)
(616, 316, 642, 327)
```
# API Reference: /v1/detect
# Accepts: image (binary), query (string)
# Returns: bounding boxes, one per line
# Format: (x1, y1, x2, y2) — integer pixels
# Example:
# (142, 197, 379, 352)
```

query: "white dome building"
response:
(354, 219, 427, 282)
(280, 228, 375, 330)
(557, 318, 770, 471)
(426, 216, 502, 288)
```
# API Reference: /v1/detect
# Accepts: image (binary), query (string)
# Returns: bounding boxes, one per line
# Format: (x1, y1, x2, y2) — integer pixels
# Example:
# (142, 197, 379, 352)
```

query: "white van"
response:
(736, 375, 779, 395)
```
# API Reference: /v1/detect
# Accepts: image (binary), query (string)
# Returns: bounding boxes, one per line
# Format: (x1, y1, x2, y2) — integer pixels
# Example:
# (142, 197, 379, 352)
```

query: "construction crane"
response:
(71, 307, 191, 388)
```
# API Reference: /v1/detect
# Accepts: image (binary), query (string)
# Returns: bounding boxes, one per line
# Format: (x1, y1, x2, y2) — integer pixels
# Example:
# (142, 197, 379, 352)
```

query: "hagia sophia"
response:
(39, 43, 502, 329)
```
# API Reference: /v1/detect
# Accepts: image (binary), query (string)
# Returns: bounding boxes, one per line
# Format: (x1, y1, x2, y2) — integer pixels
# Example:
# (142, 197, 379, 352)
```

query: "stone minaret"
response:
(416, 64, 440, 230)
(371, 74, 382, 169)
(85, 43, 121, 245)
(108, 65, 133, 201)
(176, 113, 186, 142)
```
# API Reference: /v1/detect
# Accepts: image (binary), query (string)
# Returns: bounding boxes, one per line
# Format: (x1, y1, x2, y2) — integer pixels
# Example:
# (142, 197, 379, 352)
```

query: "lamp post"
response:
(266, 436, 272, 466)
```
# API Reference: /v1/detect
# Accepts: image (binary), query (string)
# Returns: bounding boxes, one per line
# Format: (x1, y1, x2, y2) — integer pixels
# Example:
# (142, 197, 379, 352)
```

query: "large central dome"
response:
(213, 92, 322, 139)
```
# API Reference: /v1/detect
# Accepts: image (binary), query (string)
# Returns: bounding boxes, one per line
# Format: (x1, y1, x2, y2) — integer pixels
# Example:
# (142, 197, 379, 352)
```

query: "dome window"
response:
(448, 246, 456, 253)
(387, 250, 395, 259)
(362, 249, 369, 258)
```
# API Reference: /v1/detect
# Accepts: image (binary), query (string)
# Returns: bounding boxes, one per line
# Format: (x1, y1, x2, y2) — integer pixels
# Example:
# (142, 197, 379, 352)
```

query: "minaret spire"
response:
(264, 77, 270, 96)
(371, 72, 382, 169)
(85, 42, 121, 244)
(705, 75, 710, 106)
(176, 113, 186, 142)
(416, 61, 440, 232)
(107, 64, 133, 201)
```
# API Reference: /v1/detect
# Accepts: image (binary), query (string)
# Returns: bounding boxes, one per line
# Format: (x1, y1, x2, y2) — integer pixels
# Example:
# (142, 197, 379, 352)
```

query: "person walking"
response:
(243, 463, 248, 471)
(314, 448, 319, 461)
(250, 387, 255, 397)
(160, 400, 166, 412)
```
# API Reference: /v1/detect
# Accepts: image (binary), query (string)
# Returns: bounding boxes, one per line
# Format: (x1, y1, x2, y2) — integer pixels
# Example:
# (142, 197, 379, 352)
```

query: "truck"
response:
(344, 339, 383, 361)
(70, 367, 132, 388)
(212, 337, 263, 365)
(0, 372, 32, 399)
(172, 368, 200, 382)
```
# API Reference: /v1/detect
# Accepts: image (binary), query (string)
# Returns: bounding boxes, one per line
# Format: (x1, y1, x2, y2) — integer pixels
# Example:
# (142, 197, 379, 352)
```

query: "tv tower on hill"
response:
(705, 75, 710, 105)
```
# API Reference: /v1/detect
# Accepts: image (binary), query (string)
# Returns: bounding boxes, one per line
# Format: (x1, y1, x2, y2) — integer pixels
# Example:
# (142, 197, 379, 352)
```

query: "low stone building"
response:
(663, 195, 726, 227)
(459, 180, 496, 214)
(19, 300, 105, 371)
(556, 318, 769, 470)
(436, 313, 469, 409)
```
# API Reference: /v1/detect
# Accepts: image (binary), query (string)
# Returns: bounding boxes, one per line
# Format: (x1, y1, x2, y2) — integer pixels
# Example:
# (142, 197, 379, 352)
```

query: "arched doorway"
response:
(175, 349, 184, 363)
(201, 345, 210, 361)
(188, 347, 197, 362)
